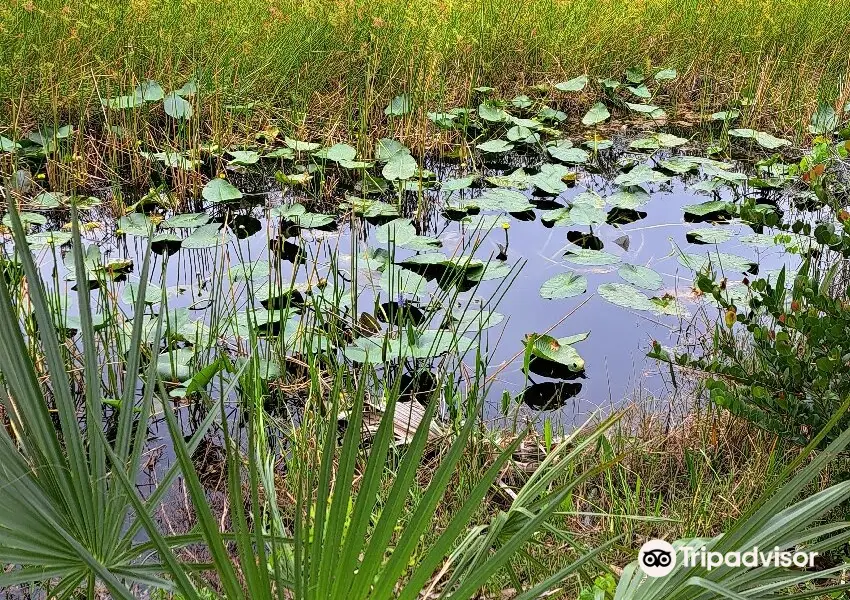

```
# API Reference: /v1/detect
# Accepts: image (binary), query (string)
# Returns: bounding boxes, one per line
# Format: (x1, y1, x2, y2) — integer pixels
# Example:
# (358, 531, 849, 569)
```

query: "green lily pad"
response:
(380, 266, 429, 297)
(525, 333, 585, 371)
(163, 92, 193, 119)
(475, 189, 533, 212)
(564, 248, 621, 266)
(202, 178, 243, 204)
(678, 251, 756, 273)
(118, 213, 155, 237)
(607, 189, 650, 209)
(385, 94, 412, 117)
(228, 150, 260, 165)
(598, 282, 657, 312)
(478, 103, 509, 123)
(163, 212, 210, 229)
(539, 272, 588, 299)
(25, 231, 72, 248)
(375, 138, 410, 161)
(182, 223, 231, 249)
(683, 200, 732, 217)
(555, 75, 588, 92)
(376, 218, 417, 246)
(284, 137, 321, 152)
(582, 102, 610, 126)
(122, 281, 163, 305)
(728, 129, 791, 150)
(614, 164, 670, 187)
(382, 153, 418, 180)
(548, 141, 589, 164)
(476, 139, 514, 153)
(440, 175, 477, 192)
(617, 264, 663, 290)
(687, 227, 734, 244)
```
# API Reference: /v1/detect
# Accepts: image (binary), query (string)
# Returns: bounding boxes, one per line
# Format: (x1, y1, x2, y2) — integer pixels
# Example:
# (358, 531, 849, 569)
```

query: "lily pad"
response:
(614, 164, 670, 187)
(163, 212, 210, 229)
(525, 333, 585, 371)
(475, 189, 534, 213)
(564, 248, 620, 266)
(284, 137, 321, 152)
(687, 227, 734, 244)
(441, 175, 477, 192)
(607, 189, 650, 209)
(555, 75, 588, 92)
(202, 178, 243, 204)
(598, 282, 657, 312)
(582, 102, 610, 126)
(182, 223, 231, 249)
(163, 93, 193, 119)
(476, 139, 514, 153)
(548, 141, 589, 164)
(380, 266, 429, 297)
(728, 129, 791, 150)
(382, 153, 418, 180)
(376, 218, 417, 246)
(228, 150, 260, 166)
(385, 94, 412, 117)
(678, 251, 756, 274)
(539, 272, 588, 299)
(683, 200, 732, 217)
(617, 264, 663, 290)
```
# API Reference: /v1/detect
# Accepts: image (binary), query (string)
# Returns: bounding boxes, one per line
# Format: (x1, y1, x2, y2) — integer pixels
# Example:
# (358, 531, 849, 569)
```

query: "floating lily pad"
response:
(476, 139, 513, 154)
(440, 175, 477, 192)
(607, 189, 650, 209)
(385, 94, 412, 117)
(228, 150, 260, 166)
(728, 129, 791, 150)
(564, 248, 620, 266)
(555, 75, 588, 92)
(182, 223, 231, 249)
(118, 213, 155, 237)
(163, 92, 193, 119)
(614, 164, 670, 187)
(582, 102, 610, 126)
(163, 212, 211, 229)
(683, 200, 732, 218)
(598, 282, 657, 312)
(380, 266, 429, 297)
(284, 137, 321, 152)
(478, 103, 509, 123)
(525, 333, 586, 372)
(202, 178, 243, 204)
(2, 212, 47, 228)
(475, 189, 534, 212)
(678, 251, 756, 273)
(376, 218, 417, 245)
(539, 272, 588, 299)
(452, 308, 505, 331)
(687, 227, 734, 244)
(382, 153, 418, 180)
(25, 231, 72, 248)
(548, 141, 589, 164)
(618, 264, 663, 290)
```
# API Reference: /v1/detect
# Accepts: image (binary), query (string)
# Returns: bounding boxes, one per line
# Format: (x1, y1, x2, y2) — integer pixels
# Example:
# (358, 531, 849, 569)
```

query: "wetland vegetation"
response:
(2, 1, 850, 598)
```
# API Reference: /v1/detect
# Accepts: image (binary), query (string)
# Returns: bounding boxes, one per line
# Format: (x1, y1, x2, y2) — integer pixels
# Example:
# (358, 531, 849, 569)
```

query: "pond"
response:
(2, 128, 807, 431)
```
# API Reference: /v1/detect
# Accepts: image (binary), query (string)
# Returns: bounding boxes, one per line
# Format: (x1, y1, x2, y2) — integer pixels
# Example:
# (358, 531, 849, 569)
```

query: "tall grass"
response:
(1, 0, 848, 137)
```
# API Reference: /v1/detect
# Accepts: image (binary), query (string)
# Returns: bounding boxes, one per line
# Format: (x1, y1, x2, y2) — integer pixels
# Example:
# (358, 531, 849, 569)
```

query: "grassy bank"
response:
(2, 0, 849, 138)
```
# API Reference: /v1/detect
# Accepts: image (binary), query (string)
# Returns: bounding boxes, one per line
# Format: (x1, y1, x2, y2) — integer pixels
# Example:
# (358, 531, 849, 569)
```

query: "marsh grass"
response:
(2, 0, 849, 143)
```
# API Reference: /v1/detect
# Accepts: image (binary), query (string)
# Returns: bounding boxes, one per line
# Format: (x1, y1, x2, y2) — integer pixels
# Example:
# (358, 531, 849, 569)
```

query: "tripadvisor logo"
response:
(638, 540, 676, 577)
(638, 539, 819, 578)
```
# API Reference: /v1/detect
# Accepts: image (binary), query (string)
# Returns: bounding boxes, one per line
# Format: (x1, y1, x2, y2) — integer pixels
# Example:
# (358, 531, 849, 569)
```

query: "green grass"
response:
(1, 0, 848, 139)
